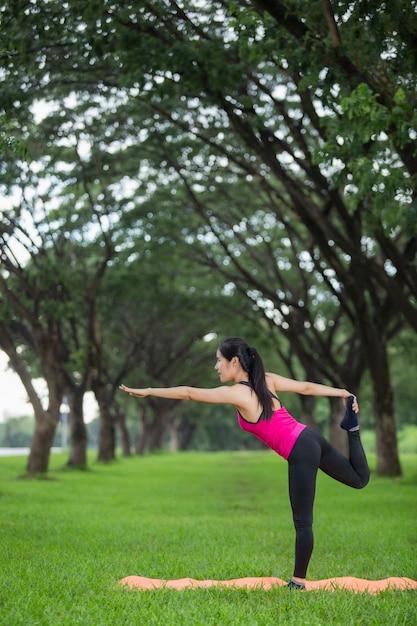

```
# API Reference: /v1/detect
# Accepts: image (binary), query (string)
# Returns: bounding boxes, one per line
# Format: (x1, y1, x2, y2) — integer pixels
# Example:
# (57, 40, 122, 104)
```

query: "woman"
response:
(120, 336, 370, 589)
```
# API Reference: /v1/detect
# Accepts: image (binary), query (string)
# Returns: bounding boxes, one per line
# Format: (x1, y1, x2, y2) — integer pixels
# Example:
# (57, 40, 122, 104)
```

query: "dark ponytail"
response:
(218, 337, 274, 420)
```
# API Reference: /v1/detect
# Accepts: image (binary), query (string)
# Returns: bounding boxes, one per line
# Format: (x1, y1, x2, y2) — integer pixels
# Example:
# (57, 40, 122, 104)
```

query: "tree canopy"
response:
(1, 0, 416, 475)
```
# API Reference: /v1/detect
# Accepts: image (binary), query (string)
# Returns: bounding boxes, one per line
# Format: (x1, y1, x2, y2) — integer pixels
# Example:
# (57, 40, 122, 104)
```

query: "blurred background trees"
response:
(0, 0, 415, 476)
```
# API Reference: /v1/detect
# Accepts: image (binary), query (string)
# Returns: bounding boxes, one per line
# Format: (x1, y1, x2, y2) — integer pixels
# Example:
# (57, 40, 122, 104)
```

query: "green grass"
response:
(0, 451, 416, 625)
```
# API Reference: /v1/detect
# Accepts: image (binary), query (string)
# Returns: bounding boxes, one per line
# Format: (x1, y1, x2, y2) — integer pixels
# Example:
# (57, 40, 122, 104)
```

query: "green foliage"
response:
(0, 115, 26, 159)
(359, 427, 417, 456)
(398, 426, 417, 455)
(0, 451, 416, 625)
(0, 416, 33, 447)
(315, 82, 414, 230)
(0, 0, 416, 471)
(389, 331, 417, 428)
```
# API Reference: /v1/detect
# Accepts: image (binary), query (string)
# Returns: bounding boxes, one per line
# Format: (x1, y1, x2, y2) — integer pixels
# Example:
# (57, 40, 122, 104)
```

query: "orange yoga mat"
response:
(119, 575, 417, 594)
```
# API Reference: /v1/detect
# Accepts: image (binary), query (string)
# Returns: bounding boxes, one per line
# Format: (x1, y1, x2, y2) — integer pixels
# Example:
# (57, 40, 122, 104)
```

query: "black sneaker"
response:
(286, 579, 306, 590)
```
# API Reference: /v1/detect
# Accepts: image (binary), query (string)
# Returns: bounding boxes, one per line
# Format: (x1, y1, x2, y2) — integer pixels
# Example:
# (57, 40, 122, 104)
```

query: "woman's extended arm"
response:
(267, 373, 354, 403)
(119, 383, 243, 405)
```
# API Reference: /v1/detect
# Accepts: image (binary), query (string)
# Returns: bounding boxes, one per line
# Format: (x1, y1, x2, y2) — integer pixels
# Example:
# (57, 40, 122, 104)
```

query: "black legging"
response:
(287, 427, 370, 579)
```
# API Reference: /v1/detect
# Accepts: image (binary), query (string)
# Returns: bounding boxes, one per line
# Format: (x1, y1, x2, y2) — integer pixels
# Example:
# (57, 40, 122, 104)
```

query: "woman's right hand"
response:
(344, 393, 359, 413)
(119, 384, 149, 398)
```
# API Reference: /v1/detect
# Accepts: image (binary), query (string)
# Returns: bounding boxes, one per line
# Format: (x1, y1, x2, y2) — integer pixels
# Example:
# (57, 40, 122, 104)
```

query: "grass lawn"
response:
(0, 450, 416, 625)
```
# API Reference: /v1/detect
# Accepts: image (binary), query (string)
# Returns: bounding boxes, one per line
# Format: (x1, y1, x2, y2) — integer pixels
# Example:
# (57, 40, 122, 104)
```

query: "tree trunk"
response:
(147, 409, 168, 451)
(368, 351, 402, 476)
(299, 395, 316, 429)
(354, 302, 402, 475)
(92, 380, 116, 461)
(117, 410, 131, 456)
(178, 420, 197, 451)
(29, 328, 68, 473)
(0, 324, 62, 474)
(67, 390, 88, 468)
(27, 406, 60, 474)
(135, 408, 148, 455)
(135, 401, 175, 453)
(97, 404, 116, 461)
(374, 398, 401, 476)
(168, 414, 181, 452)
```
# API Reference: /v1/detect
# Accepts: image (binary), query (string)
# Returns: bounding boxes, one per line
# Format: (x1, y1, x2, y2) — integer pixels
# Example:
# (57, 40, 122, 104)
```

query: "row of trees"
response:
(1, 1, 416, 475)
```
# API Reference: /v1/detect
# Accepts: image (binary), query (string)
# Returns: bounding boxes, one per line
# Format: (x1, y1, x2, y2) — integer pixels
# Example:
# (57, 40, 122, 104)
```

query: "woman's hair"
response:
(218, 337, 274, 420)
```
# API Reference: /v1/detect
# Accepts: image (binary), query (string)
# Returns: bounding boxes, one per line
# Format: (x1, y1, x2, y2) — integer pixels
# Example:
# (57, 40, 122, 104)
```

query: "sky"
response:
(0, 352, 32, 422)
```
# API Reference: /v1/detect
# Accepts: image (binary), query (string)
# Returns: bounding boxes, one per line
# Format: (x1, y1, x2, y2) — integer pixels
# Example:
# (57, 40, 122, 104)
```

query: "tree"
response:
(1, 0, 416, 474)
(100, 236, 251, 454)
(0, 192, 117, 473)
(105, 0, 414, 474)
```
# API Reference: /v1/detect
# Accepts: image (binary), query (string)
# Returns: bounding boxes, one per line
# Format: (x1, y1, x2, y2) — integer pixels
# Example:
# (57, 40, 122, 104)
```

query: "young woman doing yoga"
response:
(120, 336, 370, 589)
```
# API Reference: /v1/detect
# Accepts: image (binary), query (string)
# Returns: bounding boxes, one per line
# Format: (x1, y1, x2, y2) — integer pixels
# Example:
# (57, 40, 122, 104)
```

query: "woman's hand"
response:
(344, 393, 359, 413)
(119, 384, 149, 398)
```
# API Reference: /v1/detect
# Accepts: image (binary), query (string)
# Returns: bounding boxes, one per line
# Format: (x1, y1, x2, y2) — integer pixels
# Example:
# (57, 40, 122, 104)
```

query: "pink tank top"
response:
(237, 406, 306, 460)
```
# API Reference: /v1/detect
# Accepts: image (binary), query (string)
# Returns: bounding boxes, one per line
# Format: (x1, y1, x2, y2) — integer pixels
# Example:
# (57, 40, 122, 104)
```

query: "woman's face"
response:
(214, 350, 236, 383)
